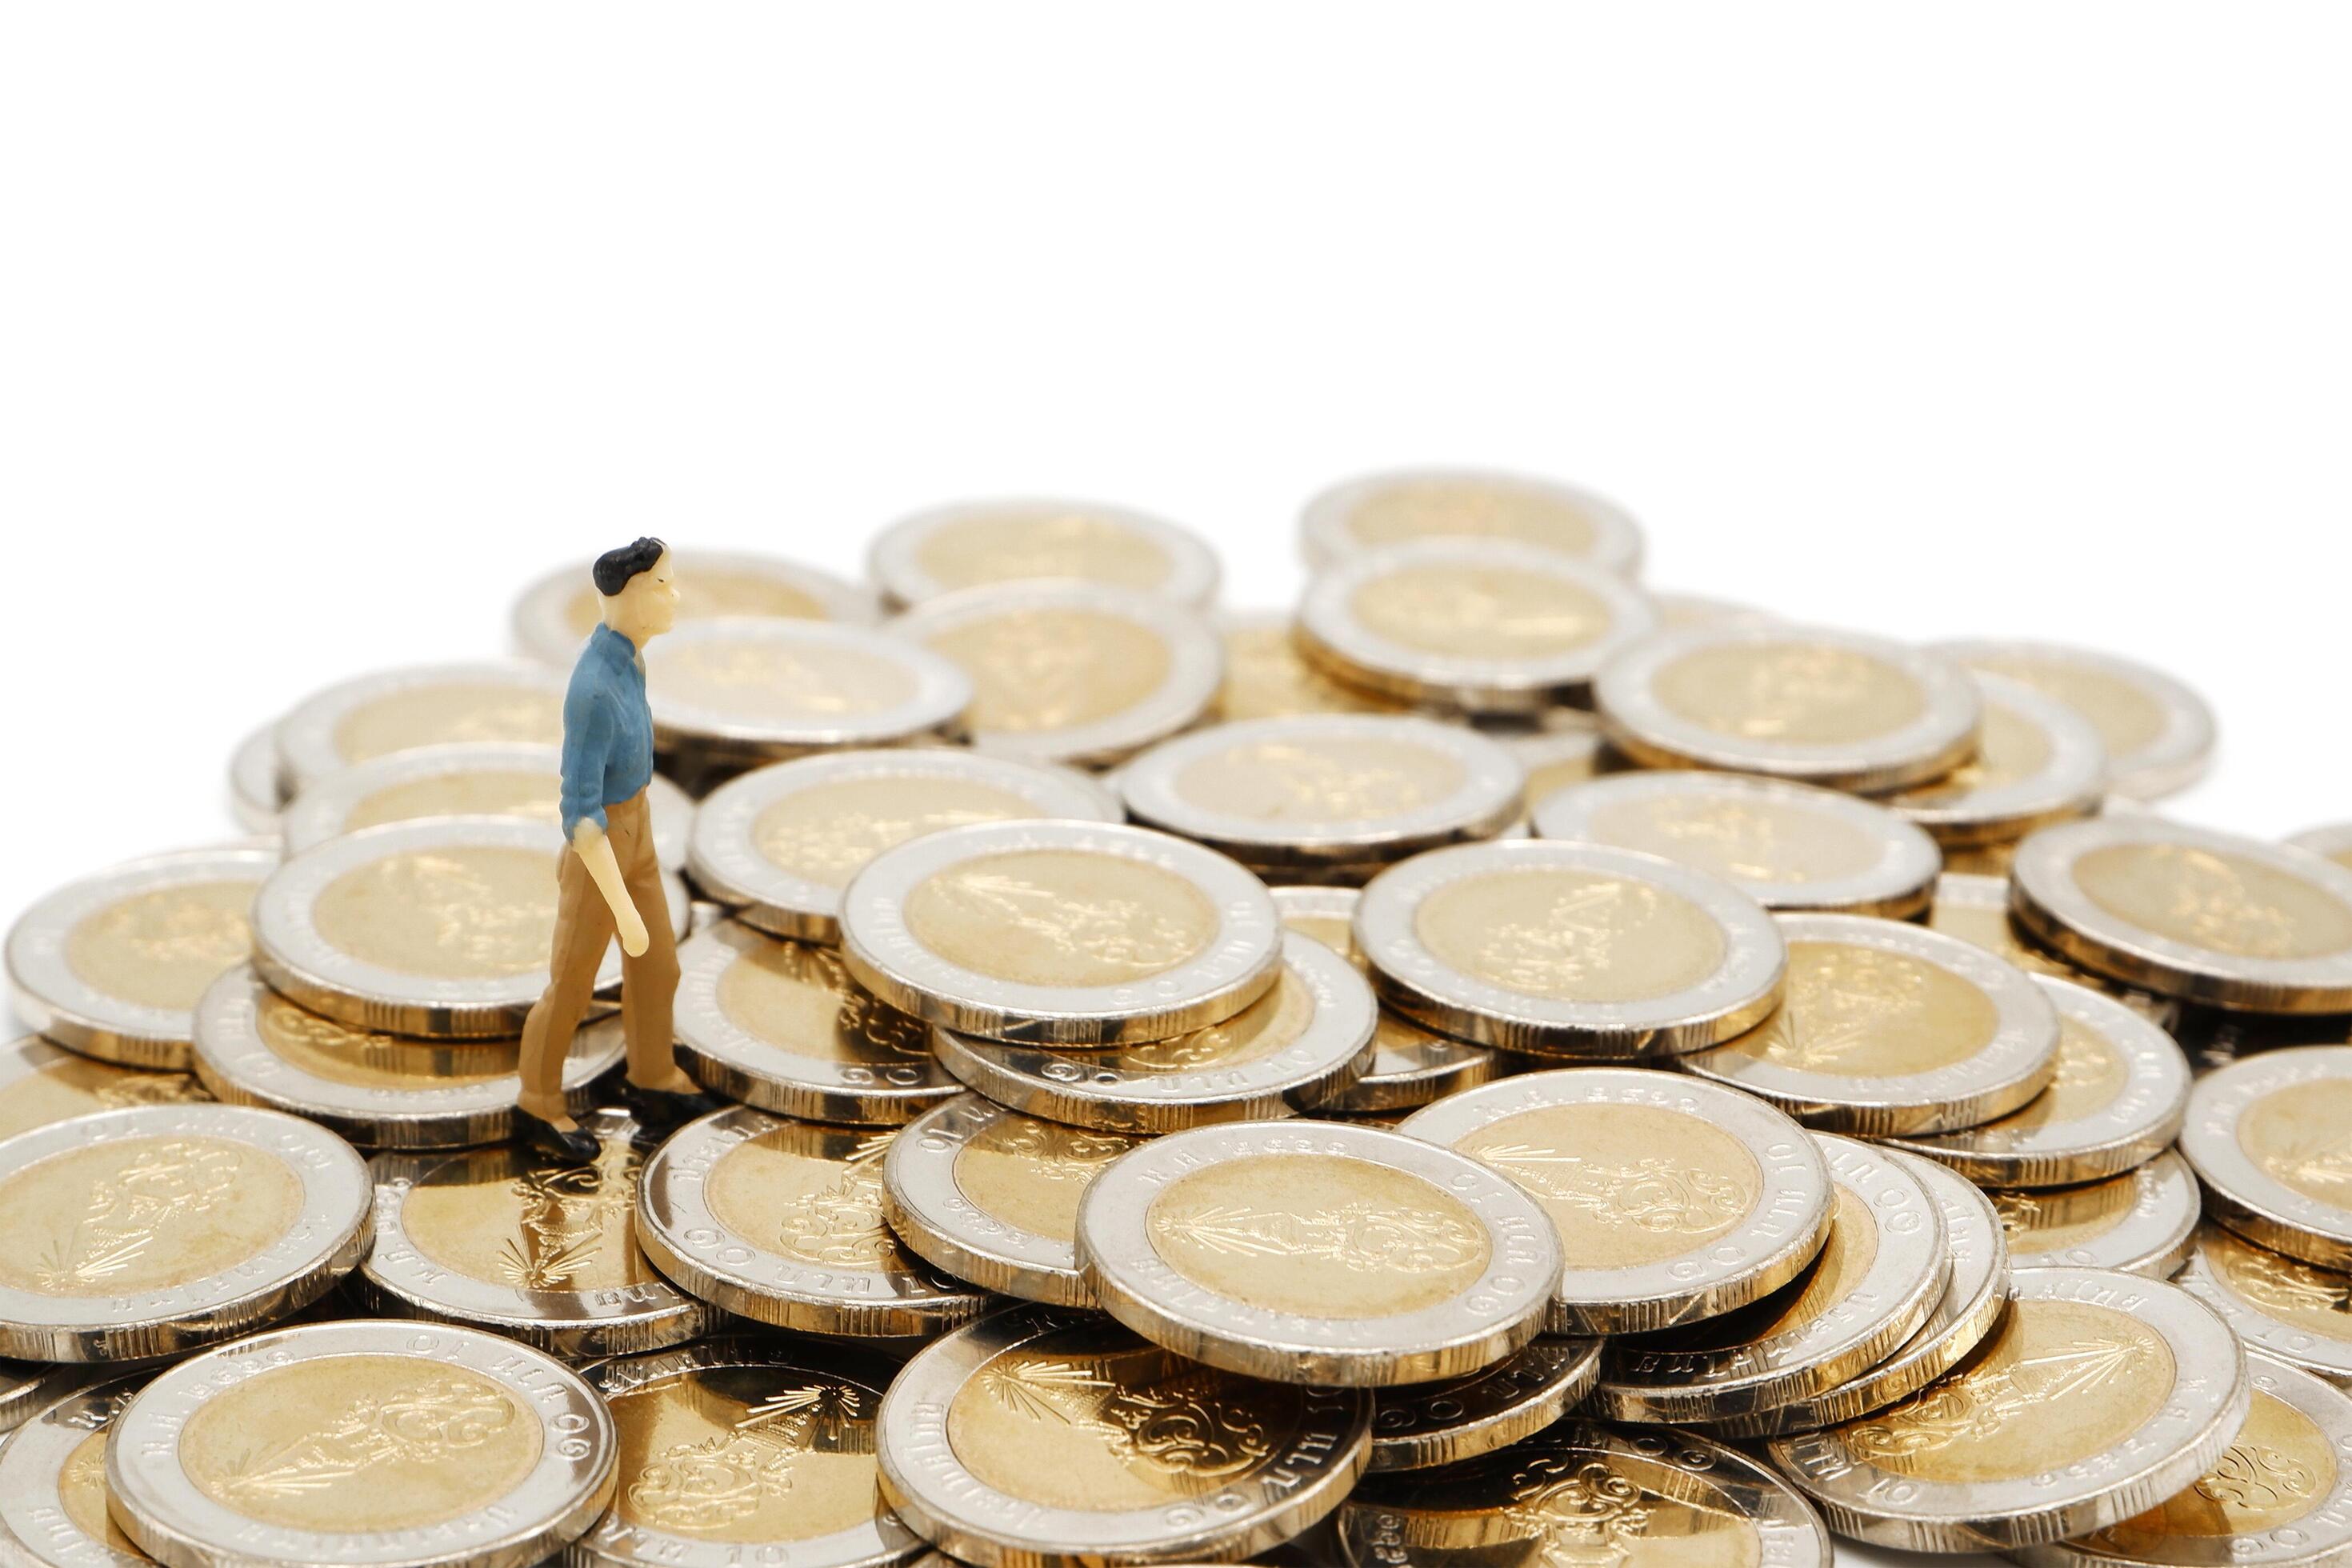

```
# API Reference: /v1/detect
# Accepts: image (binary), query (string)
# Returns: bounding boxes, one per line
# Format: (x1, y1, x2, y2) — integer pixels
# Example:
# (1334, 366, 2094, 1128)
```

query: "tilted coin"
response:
(228, 721, 286, 834)
(1501, 711, 1621, 817)
(106, 1318, 617, 1568)
(1937, 638, 2218, 800)
(1885, 673, 2107, 849)
(1930, 870, 2179, 1023)
(1355, 839, 1786, 1058)
(880, 1093, 1145, 1305)
(1340, 1419, 1831, 1568)
(1594, 1134, 1950, 1424)
(1298, 466, 1645, 575)
(571, 1337, 918, 1568)
(250, 817, 689, 1039)
(0, 1102, 370, 1362)
(887, 582, 1222, 767)
(838, 820, 1283, 1046)
(1682, 912, 2062, 1136)
(2289, 823, 2352, 877)
(1074, 1119, 1560, 1386)
(1365, 1336, 1602, 1473)
(673, 922, 959, 1126)
(2012, 818, 2352, 1014)
(877, 1302, 1371, 1567)
(192, 966, 623, 1150)
(357, 1109, 714, 1358)
(1210, 609, 1410, 722)
(1883, 976, 2190, 1187)
(0, 1031, 207, 1142)
(273, 659, 568, 790)
(0, 1375, 150, 1568)
(2182, 1048, 2352, 1269)
(870, 496, 1219, 609)
(1, 1356, 94, 1443)
(634, 1106, 991, 1337)
(1594, 623, 1983, 793)
(2177, 1222, 2352, 1390)
(1530, 770, 1942, 919)
(511, 547, 878, 666)
(1294, 538, 1658, 715)
(1769, 1266, 2252, 1552)
(6, 844, 279, 1070)
(1991, 1149, 2202, 1277)
(1399, 1066, 1834, 1334)
(686, 747, 1118, 943)
(644, 620, 973, 765)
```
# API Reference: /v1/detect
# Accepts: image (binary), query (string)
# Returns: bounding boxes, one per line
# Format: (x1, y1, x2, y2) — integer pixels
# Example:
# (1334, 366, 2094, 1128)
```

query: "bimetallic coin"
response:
(870, 496, 1219, 610)
(228, 722, 286, 834)
(888, 582, 1222, 768)
(273, 660, 569, 790)
(0, 1032, 207, 1143)
(838, 820, 1283, 1046)
(570, 1338, 918, 1568)
(1531, 771, 1942, 919)
(1594, 623, 1983, 793)
(1356, 840, 1786, 1058)
(2182, 1048, 2352, 1270)
(1595, 1134, 1950, 1424)
(635, 1107, 991, 1337)
(881, 1094, 1145, 1306)
(645, 621, 972, 765)
(0, 1103, 370, 1362)
(511, 548, 878, 667)
(192, 967, 622, 1149)
(1271, 887, 1495, 1113)
(281, 742, 694, 865)
(1210, 609, 1410, 722)
(1884, 977, 2190, 1187)
(0, 1376, 150, 1568)
(1294, 538, 1658, 715)
(2289, 824, 2352, 878)
(1399, 1066, 1834, 1335)
(1992, 1150, 2202, 1277)
(686, 747, 1118, 943)
(673, 922, 959, 1126)
(1886, 674, 2107, 848)
(106, 1318, 617, 1568)
(1654, 591, 1780, 630)
(1770, 1266, 2252, 1551)
(6, 844, 279, 1070)
(1341, 1420, 1831, 1568)
(1366, 1337, 1602, 1473)
(250, 817, 690, 1040)
(877, 1302, 1371, 1567)
(1682, 913, 2062, 1136)
(1074, 1119, 1560, 1386)
(1298, 466, 1645, 576)
(2012, 818, 2352, 1014)
(1930, 870, 2179, 1023)
(2178, 1223, 2352, 1390)
(1937, 638, 2218, 801)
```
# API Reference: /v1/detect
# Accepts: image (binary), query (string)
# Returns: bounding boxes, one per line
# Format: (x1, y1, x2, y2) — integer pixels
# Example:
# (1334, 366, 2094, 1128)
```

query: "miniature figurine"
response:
(516, 538, 721, 1160)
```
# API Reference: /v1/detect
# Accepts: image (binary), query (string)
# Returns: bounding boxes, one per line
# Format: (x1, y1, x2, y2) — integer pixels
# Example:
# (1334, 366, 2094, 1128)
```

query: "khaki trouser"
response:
(518, 789, 678, 1102)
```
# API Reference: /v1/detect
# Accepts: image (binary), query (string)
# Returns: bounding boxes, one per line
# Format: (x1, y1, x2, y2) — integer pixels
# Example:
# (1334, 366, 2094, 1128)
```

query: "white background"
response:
(2, 8, 2348, 1560)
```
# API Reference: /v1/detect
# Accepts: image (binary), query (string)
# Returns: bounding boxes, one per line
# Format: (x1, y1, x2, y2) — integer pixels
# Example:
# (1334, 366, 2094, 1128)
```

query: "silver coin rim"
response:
(273, 660, 568, 789)
(1936, 637, 2217, 801)
(645, 620, 972, 758)
(511, 549, 880, 668)
(1298, 466, 1646, 576)
(1363, 1335, 1604, 1473)
(868, 495, 1221, 610)
(2176, 1222, 2352, 1386)
(229, 722, 286, 833)
(2181, 1047, 2352, 1267)
(2287, 822, 2352, 868)
(0, 1374, 151, 1568)
(1274, 884, 1495, 1111)
(1886, 674, 2109, 845)
(2001, 1150, 2204, 1278)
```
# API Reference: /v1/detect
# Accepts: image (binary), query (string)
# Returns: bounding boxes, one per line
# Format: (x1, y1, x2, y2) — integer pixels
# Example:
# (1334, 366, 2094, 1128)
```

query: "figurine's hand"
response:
(616, 904, 650, 958)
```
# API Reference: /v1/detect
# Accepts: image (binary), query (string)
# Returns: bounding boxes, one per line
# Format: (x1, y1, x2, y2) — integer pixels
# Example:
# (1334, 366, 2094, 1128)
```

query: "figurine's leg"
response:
(518, 835, 618, 1118)
(610, 793, 682, 1089)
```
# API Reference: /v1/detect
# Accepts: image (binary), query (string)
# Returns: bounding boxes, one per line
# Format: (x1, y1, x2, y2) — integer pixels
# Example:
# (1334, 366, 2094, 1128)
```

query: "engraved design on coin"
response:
(903, 851, 1215, 987)
(494, 1138, 642, 1290)
(2, 1137, 296, 1295)
(968, 1349, 1276, 1486)
(766, 1132, 898, 1269)
(1472, 1142, 1749, 1239)
(622, 1379, 872, 1533)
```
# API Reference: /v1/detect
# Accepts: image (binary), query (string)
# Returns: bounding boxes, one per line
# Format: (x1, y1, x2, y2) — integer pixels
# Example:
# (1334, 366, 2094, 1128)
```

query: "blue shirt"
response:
(558, 624, 657, 837)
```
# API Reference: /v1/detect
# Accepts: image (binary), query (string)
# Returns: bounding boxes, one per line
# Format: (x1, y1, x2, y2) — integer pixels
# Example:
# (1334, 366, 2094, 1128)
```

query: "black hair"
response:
(592, 537, 667, 597)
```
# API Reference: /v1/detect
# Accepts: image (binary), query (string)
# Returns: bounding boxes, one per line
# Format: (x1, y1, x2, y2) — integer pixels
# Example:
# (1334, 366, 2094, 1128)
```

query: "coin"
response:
(0, 1031, 207, 1142)
(1682, 912, 2062, 1135)
(0, 1102, 370, 1362)
(1882, 977, 2190, 1187)
(838, 819, 1283, 1046)
(1654, 590, 1780, 630)
(1355, 840, 1786, 1058)
(1930, 870, 2178, 1022)
(934, 931, 1376, 1132)
(106, 1318, 617, 1568)
(6, 844, 279, 1070)
(881, 1093, 1145, 1306)
(1936, 638, 2218, 801)
(1594, 623, 1983, 793)
(645, 621, 973, 766)
(2176, 1228, 2352, 1397)
(571, 1337, 918, 1568)
(877, 1301, 1370, 1566)
(250, 816, 690, 1039)
(1074, 1118, 1560, 1386)
(2182, 1047, 2352, 1269)
(888, 582, 1222, 767)
(1885, 674, 2107, 849)
(1594, 1134, 1950, 1424)
(228, 721, 286, 834)
(672, 922, 959, 1126)
(870, 497, 1219, 610)
(1210, 609, 1411, 722)
(2290, 824, 2352, 877)
(1769, 1266, 2252, 1551)
(635, 1106, 991, 1336)
(0, 1375, 150, 1568)
(1398, 1066, 1834, 1334)
(1340, 1419, 1831, 1568)
(686, 747, 1119, 943)
(273, 660, 569, 790)
(191, 966, 625, 1149)
(280, 742, 695, 865)
(1298, 466, 1645, 575)
(1294, 538, 1658, 715)
(1365, 1337, 1603, 1473)
(1530, 770, 1942, 919)
(511, 548, 878, 666)
(1992, 1149, 2202, 1277)
(1502, 712, 1621, 816)
(2012, 818, 2352, 1014)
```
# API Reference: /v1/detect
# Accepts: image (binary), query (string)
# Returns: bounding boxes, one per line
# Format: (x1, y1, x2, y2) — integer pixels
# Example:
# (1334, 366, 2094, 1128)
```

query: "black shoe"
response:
(515, 1105, 602, 1163)
(622, 1080, 729, 1133)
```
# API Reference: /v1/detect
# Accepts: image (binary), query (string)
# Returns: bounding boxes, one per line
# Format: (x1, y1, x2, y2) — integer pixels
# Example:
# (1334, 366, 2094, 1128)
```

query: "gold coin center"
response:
(333, 684, 562, 766)
(1652, 643, 1927, 746)
(715, 940, 931, 1066)
(255, 989, 514, 1089)
(1415, 867, 1726, 1003)
(312, 846, 560, 980)
(950, 1117, 1135, 1242)
(606, 1364, 881, 1543)
(902, 850, 1217, 989)
(1963, 657, 2167, 758)
(1728, 941, 1999, 1078)
(58, 1429, 142, 1554)
(2074, 842, 2352, 961)
(0, 1134, 301, 1295)
(66, 880, 258, 1013)
(2088, 1388, 2336, 1547)
(2242, 1081, 2352, 1210)
(1350, 565, 1614, 660)
(1174, 736, 1467, 823)
(914, 512, 1173, 594)
(922, 609, 1172, 735)
(753, 776, 1038, 890)
(402, 1140, 657, 1294)
(1343, 480, 1600, 554)
(1585, 795, 1882, 886)
(705, 1124, 906, 1272)
(345, 770, 559, 834)
(648, 639, 914, 722)
(1459, 1102, 1761, 1270)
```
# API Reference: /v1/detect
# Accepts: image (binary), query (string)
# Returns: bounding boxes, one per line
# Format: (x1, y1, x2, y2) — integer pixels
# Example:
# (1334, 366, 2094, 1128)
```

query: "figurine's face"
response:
(609, 550, 679, 642)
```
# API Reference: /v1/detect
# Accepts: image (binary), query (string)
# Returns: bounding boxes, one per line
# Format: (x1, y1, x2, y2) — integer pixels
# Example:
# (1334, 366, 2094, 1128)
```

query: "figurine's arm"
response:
(571, 818, 650, 957)
(559, 670, 650, 958)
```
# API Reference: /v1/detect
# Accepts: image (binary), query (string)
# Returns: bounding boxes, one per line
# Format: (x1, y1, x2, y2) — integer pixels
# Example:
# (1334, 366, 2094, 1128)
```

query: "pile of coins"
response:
(6, 469, 2352, 1568)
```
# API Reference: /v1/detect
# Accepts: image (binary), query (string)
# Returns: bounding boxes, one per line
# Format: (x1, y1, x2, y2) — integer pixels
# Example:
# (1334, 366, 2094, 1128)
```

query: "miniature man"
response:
(516, 538, 721, 1159)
